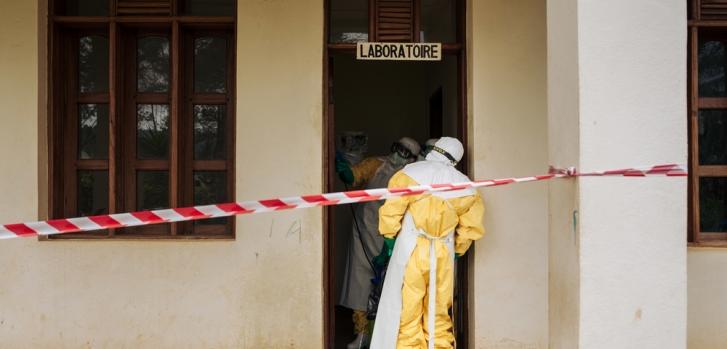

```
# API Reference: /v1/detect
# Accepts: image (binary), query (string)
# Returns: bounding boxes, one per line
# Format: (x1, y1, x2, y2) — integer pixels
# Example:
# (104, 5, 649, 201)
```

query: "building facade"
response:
(0, 0, 723, 348)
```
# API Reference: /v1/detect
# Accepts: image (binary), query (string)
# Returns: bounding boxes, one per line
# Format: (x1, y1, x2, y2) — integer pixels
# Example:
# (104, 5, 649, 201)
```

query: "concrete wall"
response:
(577, 0, 687, 347)
(469, 1, 549, 348)
(0, 0, 324, 348)
(688, 249, 727, 349)
(546, 0, 688, 348)
(546, 0, 581, 347)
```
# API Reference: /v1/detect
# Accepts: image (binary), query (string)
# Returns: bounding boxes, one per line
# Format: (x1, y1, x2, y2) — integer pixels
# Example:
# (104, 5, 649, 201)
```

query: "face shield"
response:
(338, 132, 368, 165)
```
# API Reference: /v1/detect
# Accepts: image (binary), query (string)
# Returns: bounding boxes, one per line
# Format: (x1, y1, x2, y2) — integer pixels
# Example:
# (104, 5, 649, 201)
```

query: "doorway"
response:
(325, 55, 469, 348)
(324, 1, 468, 347)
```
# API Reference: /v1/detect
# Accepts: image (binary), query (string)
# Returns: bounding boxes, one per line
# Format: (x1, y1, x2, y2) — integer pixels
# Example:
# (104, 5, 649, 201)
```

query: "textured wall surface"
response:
(0, 0, 324, 348)
(469, 1, 549, 348)
(577, 0, 688, 348)
(688, 248, 727, 349)
(546, 0, 581, 347)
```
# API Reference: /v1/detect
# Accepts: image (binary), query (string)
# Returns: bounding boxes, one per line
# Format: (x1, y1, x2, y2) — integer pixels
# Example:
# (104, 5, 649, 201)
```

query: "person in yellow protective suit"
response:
(371, 137, 485, 349)
(337, 137, 421, 349)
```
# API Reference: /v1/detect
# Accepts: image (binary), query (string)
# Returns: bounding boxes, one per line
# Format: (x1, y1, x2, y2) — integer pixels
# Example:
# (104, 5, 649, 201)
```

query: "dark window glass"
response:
(194, 37, 227, 93)
(137, 104, 170, 159)
(194, 171, 227, 226)
(183, 0, 234, 16)
(700, 177, 727, 232)
(63, 0, 108, 16)
(194, 105, 226, 160)
(329, 0, 368, 43)
(421, 0, 457, 43)
(78, 104, 109, 159)
(698, 110, 727, 165)
(137, 36, 170, 93)
(699, 39, 727, 97)
(137, 171, 169, 210)
(79, 36, 109, 93)
(77, 170, 108, 216)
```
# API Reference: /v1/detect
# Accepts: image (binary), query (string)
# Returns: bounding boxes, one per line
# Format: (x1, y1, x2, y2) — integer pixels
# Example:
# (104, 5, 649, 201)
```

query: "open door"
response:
(324, 0, 468, 347)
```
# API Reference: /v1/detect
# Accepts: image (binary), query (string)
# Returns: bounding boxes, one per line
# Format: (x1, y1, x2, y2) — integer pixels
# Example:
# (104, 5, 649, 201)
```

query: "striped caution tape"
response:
(0, 164, 687, 240)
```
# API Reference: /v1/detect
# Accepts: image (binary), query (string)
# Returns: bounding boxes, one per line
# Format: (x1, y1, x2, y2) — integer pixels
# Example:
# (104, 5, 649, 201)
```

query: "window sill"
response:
(688, 240, 727, 249)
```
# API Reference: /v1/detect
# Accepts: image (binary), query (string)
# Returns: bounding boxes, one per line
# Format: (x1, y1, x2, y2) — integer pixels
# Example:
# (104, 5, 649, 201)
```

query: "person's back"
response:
(372, 137, 485, 349)
(380, 161, 483, 253)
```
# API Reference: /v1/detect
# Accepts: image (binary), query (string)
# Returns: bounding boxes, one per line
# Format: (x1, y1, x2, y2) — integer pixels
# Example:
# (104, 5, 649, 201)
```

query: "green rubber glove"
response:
(455, 253, 462, 260)
(372, 251, 388, 268)
(335, 157, 354, 185)
(383, 237, 396, 257)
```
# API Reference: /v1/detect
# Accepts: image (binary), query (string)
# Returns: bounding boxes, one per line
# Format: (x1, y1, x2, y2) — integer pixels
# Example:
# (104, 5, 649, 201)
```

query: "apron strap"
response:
(416, 230, 454, 349)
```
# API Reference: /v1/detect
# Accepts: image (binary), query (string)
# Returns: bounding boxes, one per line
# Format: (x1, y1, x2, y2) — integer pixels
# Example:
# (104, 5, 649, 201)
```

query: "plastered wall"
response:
(568, 0, 688, 347)
(547, 0, 691, 348)
(0, 0, 324, 348)
(546, 0, 581, 347)
(469, 1, 549, 348)
(688, 249, 727, 349)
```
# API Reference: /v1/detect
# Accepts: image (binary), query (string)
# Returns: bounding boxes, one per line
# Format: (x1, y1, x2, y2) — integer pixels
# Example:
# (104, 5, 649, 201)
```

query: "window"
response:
(328, 0, 461, 44)
(689, 0, 727, 243)
(48, 0, 236, 239)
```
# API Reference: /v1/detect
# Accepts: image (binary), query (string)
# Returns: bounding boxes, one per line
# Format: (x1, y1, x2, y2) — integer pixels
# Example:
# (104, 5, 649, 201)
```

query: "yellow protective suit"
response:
(377, 170, 485, 349)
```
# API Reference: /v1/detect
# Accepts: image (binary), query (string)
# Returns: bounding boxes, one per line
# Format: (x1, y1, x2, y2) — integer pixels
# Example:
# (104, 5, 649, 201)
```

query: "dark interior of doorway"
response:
(326, 52, 465, 348)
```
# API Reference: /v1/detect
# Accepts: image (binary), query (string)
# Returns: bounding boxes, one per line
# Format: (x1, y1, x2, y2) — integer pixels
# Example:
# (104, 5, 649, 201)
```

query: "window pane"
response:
(183, 0, 234, 15)
(137, 171, 169, 210)
(194, 37, 227, 93)
(194, 105, 226, 160)
(77, 170, 108, 216)
(78, 104, 109, 159)
(194, 171, 227, 227)
(79, 36, 109, 93)
(137, 104, 170, 159)
(421, 0, 457, 43)
(137, 36, 170, 93)
(63, 0, 108, 16)
(329, 0, 368, 43)
(700, 177, 727, 232)
(698, 110, 727, 165)
(699, 40, 727, 97)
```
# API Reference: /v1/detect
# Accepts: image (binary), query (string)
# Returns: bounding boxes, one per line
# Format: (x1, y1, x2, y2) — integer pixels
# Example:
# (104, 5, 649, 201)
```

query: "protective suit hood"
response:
(425, 137, 464, 165)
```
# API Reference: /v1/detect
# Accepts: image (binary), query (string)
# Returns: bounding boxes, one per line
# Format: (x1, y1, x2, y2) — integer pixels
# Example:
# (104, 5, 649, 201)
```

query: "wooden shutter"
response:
(116, 0, 171, 16)
(374, 0, 415, 42)
(700, 0, 727, 20)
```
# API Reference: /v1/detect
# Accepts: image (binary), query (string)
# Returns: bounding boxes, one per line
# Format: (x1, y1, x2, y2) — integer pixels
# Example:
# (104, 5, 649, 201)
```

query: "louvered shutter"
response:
(116, 0, 171, 16)
(374, 0, 415, 42)
(700, 0, 727, 20)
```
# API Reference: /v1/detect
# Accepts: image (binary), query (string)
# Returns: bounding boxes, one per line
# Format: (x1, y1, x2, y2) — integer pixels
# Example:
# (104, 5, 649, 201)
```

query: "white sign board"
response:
(356, 42, 442, 61)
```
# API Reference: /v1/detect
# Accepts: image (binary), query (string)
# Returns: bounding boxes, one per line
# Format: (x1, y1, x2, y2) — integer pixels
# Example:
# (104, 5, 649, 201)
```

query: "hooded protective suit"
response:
(371, 137, 485, 349)
(339, 138, 421, 318)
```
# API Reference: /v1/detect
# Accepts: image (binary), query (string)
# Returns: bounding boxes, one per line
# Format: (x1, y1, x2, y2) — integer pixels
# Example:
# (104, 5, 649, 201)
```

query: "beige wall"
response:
(547, 0, 688, 348)
(0, 0, 323, 348)
(469, 1, 549, 348)
(688, 249, 727, 349)
(546, 0, 581, 347)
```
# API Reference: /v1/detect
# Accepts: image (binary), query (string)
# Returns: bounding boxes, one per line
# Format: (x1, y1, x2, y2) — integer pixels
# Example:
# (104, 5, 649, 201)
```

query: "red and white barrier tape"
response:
(0, 164, 687, 240)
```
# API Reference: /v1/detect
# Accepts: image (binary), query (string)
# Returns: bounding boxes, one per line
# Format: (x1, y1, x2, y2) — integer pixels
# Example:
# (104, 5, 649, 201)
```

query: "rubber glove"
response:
(455, 253, 462, 260)
(383, 237, 396, 257)
(372, 251, 388, 268)
(335, 157, 354, 185)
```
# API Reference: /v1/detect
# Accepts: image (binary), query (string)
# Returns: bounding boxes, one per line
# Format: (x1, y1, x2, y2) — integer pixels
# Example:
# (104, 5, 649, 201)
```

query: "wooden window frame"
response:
(46, 0, 237, 240)
(327, 0, 464, 52)
(688, 0, 727, 245)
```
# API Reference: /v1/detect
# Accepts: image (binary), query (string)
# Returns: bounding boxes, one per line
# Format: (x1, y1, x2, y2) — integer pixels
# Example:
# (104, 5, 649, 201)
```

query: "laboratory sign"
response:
(356, 42, 442, 61)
